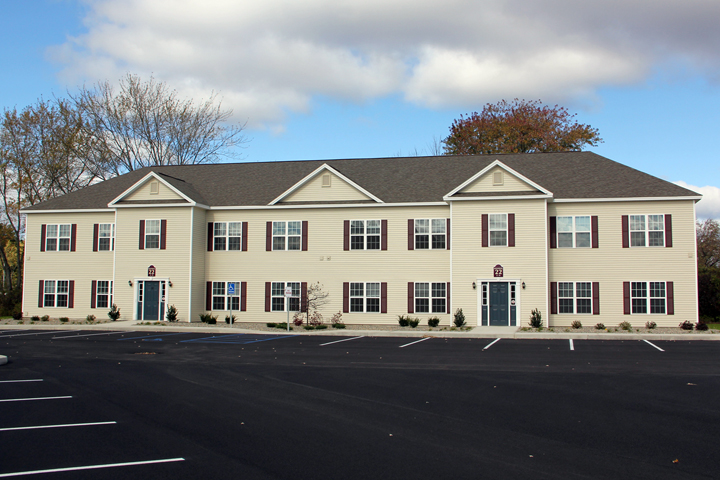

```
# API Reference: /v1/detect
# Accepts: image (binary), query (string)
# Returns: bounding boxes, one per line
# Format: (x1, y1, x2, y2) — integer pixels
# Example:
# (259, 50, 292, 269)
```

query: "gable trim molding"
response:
(108, 171, 198, 207)
(445, 159, 553, 198)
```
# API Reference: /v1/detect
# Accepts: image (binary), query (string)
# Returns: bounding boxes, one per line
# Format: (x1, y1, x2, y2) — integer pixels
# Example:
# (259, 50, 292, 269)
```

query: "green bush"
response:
(398, 315, 410, 327)
(199, 313, 214, 323)
(571, 320, 582, 329)
(12, 309, 22, 320)
(31, 315, 40, 321)
(595, 323, 605, 330)
(225, 314, 237, 324)
(166, 305, 179, 322)
(619, 321, 632, 331)
(316, 324, 328, 330)
(529, 309, 543, 328)
(330, 311, 344, 326)
(266, 322, 277, 327)
(696, 321, 709, 331)
(645, 321, 657, 329)
(428, 316, 440, 328)
(303, 325, 315, 330)
(453, 308, 466, 328)
(207, 315, 217, 325)
(41, 315, 49, 322)
(59, 317, 69, 323)
(409, 317, 420, 328)
(332, 323, 346, 329)
(86, 314, 96, 322)
(108, 304, 121, 321)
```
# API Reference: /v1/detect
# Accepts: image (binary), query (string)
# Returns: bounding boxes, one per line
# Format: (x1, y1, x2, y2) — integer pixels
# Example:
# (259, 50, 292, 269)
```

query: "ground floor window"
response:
(350, 282, 380, 312)
(271, 282, 300, 312)
(631, 281, 666, 314)
(95, 281, 113, 308)
(44, 280, 69, 307)
(212, 281, 240, 310)
(414, 282, 446, 313)
(558, 282, 592, 314)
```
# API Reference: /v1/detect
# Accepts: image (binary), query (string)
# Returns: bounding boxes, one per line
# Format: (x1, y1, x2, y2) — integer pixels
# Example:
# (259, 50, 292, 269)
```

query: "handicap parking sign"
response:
(228, 282, 236, 295)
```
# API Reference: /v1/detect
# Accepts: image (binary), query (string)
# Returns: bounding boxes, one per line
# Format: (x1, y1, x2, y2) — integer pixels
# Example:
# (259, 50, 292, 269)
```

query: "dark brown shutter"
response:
(665, 214, 673, 247)
(446, 218, 451, 250)
(408, 282, 414, 314)
(549, 217, 557, 249)
(623, 282, 631, 314)
(242, 222, 248, 251)
(206, 282, 212, 310)
(550, 282, 557, 315)
(343, 220, 350, 251)
(381, 282, 388, 313)
(482, 214, 489, 247)
(93, 224, 99, 252)
(592, 282, 600, 315)
(160, 220, 167, 249)
(266, 222, 272, 251)
(91, 281, 97, 309)
(40, 225, 46, 252)
(666, 281, 674, 315)
(302, 221, 308, 251)
(38, 280, 44, 307)
(68, 280, 75, 308)
(301, 282, 308, 312)
(343, 282, 349, 313)
(70, 224, 77, 252)
(446, 282, 451, 314)
(508, 214, 515, 247)
(407, 219, 414, 250)
(139, 220, 145, 250)
(207, 223, 214, 251)
(591, 216, 599, 248)
(381, 220, 388, 250)
(265, 282, 271, 312)
(240, 282, 247, 311)
(621, 215, 629, 248)
(109, 281, 113, 306)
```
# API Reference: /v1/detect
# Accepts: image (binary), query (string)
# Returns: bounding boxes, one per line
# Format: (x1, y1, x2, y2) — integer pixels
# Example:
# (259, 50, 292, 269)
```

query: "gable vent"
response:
(493, 171, 503, 186)
(150, 181, 159, 195)
(322, 174, 331, 187)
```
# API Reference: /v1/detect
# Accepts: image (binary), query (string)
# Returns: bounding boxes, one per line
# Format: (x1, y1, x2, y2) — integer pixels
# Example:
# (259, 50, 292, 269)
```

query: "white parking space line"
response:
(0, 331, 59, 339)
(569, 339, 575, 351)
(0, 379, 43, 384)
(643, 339, 665, 352)
(483, 338, 501, 350)
(0, 458, 185, 478)
(319, 336, 364, 346)
(399, 337, 431, 348)
(0, 396, 72, 403)
(52, 331, 132, 339)
(0, 421, 116, 432)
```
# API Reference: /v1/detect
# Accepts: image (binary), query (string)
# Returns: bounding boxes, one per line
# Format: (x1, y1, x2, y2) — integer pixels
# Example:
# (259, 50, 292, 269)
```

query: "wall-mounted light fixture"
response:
(472, 282, 476, 290)
(128, 280, 133, 287)
(522, 282, 526, 289)
(168, 280, 173, 287)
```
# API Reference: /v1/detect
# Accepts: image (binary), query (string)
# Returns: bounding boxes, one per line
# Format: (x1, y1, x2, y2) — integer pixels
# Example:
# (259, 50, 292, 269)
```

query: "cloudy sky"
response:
(1, 0, 719, 217)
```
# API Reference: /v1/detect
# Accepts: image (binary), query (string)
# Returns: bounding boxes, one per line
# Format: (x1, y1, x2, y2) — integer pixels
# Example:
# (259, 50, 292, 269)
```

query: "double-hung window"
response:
(273, 221, 302, 251)
(489, 214, 507, 246)
(630, 215, 664, 247)
(214, 222, 242, 251)
(557, 216, 591, 248)
(271, 282, 300, 311)
(414, 282, 446, 313)
(351, 220, 381, 250)
(98, 224, 114, 251)
(95, 281, 112, 308)
(46, 224, 71, 251)
(631, 282, 666, 314)
(44, 280, 69, 307)
(557, 282, 592, 314)
(145, 220, 161, 249)
(350, 282, 380, 312)
(212, 282, 240, 310)
(415, 219, 446, 249)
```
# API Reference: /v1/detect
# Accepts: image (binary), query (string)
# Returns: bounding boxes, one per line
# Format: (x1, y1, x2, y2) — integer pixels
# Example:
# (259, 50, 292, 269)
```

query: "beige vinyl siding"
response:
(114, 207, 194, 321)
(282, 171, 372, 203)
(548, 200, 697, 327)
(205, 206, 451, 325)
(462, 167, 537, 193)
(124, 179, 185, 201)
(24, 212, 115, 318)
(451, 198, 548, 327)
(189, 207, 207, 322)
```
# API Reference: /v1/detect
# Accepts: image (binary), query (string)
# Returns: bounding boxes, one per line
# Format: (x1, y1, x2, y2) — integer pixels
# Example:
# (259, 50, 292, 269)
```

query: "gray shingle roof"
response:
(23, 152, 700, 211)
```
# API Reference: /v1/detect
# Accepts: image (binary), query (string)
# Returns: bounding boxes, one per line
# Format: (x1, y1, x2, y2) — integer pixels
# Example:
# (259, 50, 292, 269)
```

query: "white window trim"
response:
(350, 220, 381, 250)
(488, 213, 508, 247)
(272, 221, 302, 251)
(211, 281, 240, 311)
(349, 281, 381, 313)
(98, 223, 115, 251)
(95, 280, 113, 309)
(630, 281, 667, 315)
(214, 222, 242, 251)
(629, 214, 665, 248)
(556, 216, 592, 249)
(44, 280, 70, 308)
(414, 218, 446, 250)
(46, 224, 71, 252)
(414, 281, 447, 314)
(271, 281, 301, 312)
(557, 281, 593, 315)
(145, 219, 161, 249)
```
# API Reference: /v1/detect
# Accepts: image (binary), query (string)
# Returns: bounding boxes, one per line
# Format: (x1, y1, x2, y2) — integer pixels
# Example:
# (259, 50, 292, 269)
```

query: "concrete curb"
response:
(0, 355, 7, 365)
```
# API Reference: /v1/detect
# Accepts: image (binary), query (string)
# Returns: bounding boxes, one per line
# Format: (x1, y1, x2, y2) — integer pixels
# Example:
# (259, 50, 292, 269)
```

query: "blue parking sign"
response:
(227, 282, 236, 295)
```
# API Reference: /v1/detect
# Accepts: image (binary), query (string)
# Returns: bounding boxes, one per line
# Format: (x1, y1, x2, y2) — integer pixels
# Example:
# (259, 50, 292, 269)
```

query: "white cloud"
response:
(674, 181, 720, 220)
(48, 0, 720, 129)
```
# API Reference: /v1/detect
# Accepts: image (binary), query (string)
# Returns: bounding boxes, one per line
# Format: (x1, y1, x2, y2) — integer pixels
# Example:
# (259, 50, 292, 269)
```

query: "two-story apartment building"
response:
(21, 152, 701, 327)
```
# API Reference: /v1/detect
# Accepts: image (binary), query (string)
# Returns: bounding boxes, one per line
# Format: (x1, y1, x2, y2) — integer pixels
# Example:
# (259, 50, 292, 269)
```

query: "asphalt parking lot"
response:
(2, 330, 719, 479)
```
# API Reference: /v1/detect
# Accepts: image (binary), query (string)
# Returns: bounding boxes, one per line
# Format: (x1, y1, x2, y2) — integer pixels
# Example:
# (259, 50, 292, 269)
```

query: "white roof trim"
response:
(211, 202, 447, 210)
(113, 203, 209, 209)
(444, 194, 552, 202)
(269, 164, 383, 205)
(21, 208, 114, 214)
(552, 196, 702, 203)
(445, 159, 553, 198)
(107, 172, 197, 207)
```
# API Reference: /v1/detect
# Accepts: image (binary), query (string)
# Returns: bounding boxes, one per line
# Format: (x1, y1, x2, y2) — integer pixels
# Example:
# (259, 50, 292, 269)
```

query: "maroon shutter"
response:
(302, 221, 308, 251)
(139, 220, 145, 249)
(343, 282, 349, 313)
(40, 225, 46, 252)
(266, 222, 272, 251)
(110, 281, 113, 306)
(623, 282, 631, 314)
(68, 280, 74, 308)
(160, 220, 167, 249)
(343, 220, 350, 251)
(70, 224, 77, 252)
(550, 282, 557, 314)
(407, 219, 414, 250)
(240, 282, 247, 311)
(408, 282, 414, 314)
(207, 223, 214, 251)
(38, 280, 44, 307)
(446, 282, 451, 314)
(621, 215, 629, 248)
(301, 282, 308, 312)
(381, 282, 387, 313)
(665, 214, 673, 247)
(91, 281, 97, 309)
(592, 282, 600, 315)
(446, 218, 451, 250)
(93, 224, 99, 252)
(508, 214, 515, 247)
(666, 281, 674, 315)
(206, 282, 212, 310)
(591, 216, 599, 248)
(265, 282, 271, 312)
(549, 217, 557, 249)
(241, 222, 248, 251)
(482, 214, 489, 247)
(381, 220, 388, 251)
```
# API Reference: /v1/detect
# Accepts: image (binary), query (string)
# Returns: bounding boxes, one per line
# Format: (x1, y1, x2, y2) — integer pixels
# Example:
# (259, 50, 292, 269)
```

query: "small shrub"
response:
(266, 322, 277, 327)
(12, 310, 22, 320)
(398, 315, 410, 327)
(303, 325, 315, 330)
(166, 305, 179, 322)
(332, 323, 346, 329)
(619, 321, 632, 331)
(308, 311, 323, 326)
(645, 321, 657, 329)
(696, 321, 709, 331)
(225, 314, 237, 324)
(409, 317, 420, 328)
(108, 304, 121, 321)
(293, 312, 304, 326)
(59, 317, 69, 323)
(595, 323, 605, 330)
(453, 308, 466, 328)
(207, 315, 217, 325)
(428, 316, 440, 328)
(31, 315, 40, 321)
(529, 309, 543, 329)
(678, 320, 693, 330)
(41, 315, 49, 322)
(199, 313, 214, 323)
(316, 324, 328, 330)
(570, 320, 582, 329)
(330, 311, 344, 325)
(86, 314, 96, 322)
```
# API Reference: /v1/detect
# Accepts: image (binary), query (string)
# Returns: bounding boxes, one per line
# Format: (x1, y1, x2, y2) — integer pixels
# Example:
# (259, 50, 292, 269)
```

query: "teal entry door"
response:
(489, 282, 509, 326)
(143, 281, 160, 321)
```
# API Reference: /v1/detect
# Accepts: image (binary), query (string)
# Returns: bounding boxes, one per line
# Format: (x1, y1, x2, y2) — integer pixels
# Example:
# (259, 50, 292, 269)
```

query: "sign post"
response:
(227, 282, 236, 326)
(284, 286, 293, 331)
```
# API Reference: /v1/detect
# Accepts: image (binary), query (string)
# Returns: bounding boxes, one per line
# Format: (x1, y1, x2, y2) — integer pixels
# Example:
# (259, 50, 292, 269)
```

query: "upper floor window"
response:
(214, 222, 242, 251)
(46, 224, 71, 251)
(145, 220, 161, 249)
(489, 214, 507, 246)
(415, 219, 446, 249)
(630, 215, 664, 247)
(273, 221, 302, 251)
(557, 216, 591, 248)
(351, 220, 381, 250)
(350, 282, 380, 312)
(93, 223, 115, 251)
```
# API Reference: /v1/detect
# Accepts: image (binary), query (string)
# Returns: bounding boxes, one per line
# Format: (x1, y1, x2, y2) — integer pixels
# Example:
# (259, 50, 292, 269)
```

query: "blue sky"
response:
(1, 0, 719, 217)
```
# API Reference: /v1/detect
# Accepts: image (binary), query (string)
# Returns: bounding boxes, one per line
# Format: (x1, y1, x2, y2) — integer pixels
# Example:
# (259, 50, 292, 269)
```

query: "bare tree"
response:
(71, 74, 248, 174)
